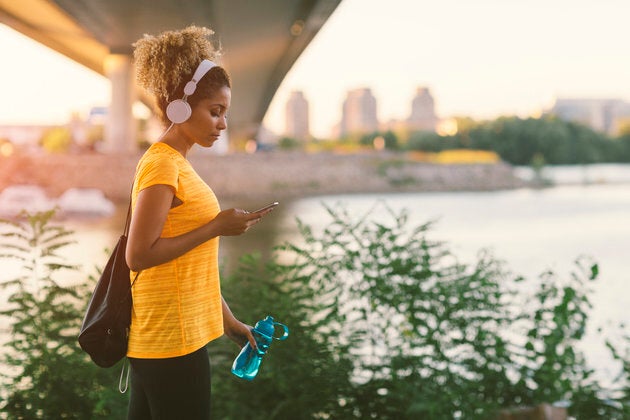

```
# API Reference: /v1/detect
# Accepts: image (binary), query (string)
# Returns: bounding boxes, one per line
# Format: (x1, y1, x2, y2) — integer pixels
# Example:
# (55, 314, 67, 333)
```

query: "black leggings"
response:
(127, 346, 211, 420)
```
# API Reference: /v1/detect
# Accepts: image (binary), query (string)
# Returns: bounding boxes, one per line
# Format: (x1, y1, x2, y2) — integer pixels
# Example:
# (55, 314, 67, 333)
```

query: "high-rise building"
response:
(407, 87, 437, 132)
(285, 90, 310, 141)
(549, 98, 630, 135)
(339, 88, 378, 136)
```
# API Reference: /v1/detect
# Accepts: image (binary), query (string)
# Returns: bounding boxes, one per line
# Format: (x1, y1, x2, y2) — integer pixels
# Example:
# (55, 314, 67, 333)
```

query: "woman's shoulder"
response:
(138, 143, 182, 166)
(144, 142, 181, 158)
(135, 143, 182, 175)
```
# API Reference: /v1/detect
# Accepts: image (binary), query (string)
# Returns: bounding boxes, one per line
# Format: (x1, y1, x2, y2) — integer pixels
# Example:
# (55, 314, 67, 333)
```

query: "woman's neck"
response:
(160, 129, 191, 158)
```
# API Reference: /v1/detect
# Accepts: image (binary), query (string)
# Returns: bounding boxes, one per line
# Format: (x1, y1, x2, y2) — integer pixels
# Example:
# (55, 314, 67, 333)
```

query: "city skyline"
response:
(1, 0, 630, 139)
(265, 0, 630, 137)
(285, 91, 310, 141)
(284, 85, 630, 139)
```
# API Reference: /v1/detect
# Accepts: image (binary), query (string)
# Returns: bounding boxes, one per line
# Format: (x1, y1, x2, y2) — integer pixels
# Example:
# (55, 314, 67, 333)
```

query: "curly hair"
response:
(132, 25, 231, 125)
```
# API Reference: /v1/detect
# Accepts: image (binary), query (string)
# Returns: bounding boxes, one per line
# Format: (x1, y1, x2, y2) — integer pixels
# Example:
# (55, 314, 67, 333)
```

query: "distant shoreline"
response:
(0, 151, 529, 203)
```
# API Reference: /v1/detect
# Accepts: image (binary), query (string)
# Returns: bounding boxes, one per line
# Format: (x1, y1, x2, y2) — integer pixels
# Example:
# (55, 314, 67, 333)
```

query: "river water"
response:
(1, 163, 629, 386)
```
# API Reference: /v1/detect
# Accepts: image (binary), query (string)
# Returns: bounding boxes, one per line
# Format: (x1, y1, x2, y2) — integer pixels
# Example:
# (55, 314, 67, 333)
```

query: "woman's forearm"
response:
(126, 185, 266, 271)
(127, 220, 222, 271)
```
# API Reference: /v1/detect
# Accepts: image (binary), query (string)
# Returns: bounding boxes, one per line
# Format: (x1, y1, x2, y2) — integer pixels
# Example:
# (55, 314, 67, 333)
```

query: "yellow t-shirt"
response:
(127, 142, 223, 359)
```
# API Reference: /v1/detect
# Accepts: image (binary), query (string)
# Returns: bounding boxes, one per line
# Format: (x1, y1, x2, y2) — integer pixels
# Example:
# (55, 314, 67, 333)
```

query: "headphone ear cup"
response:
(166, 99, 192, 124)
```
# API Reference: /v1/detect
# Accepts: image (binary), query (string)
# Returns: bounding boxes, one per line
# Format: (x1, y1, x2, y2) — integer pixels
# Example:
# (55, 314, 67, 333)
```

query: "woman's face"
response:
(181, 85, 231, 148)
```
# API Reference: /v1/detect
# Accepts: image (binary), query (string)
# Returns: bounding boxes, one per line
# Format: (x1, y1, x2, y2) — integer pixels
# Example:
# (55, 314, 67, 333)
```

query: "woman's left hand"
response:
(224, 318, 257, 349)
(221, 295, 257, 349)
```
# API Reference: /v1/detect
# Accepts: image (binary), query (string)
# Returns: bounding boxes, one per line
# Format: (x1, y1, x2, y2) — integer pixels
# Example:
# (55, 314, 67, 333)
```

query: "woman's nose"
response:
(219, 115, 228, 130)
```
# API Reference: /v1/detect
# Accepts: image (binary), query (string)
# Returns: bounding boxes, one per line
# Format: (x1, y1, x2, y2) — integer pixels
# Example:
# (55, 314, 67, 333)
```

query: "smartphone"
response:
(253, 201, 279, 213)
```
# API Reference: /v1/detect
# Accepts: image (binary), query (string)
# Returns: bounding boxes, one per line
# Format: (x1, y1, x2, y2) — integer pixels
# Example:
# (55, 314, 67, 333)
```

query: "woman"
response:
(126, 26, 273, 419)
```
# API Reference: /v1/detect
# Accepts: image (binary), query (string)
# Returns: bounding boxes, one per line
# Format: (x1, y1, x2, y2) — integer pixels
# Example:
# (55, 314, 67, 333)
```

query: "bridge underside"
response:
(0, 0, 341, 151)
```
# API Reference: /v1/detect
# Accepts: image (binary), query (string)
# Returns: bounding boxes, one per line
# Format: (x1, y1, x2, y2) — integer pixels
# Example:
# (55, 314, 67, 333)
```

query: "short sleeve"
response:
(135, 149, 179, 193)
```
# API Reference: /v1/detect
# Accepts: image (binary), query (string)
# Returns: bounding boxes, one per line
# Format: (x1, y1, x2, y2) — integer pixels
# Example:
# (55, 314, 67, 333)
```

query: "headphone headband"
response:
(166, 59, 218, 124)
(183, 59, 217, 96)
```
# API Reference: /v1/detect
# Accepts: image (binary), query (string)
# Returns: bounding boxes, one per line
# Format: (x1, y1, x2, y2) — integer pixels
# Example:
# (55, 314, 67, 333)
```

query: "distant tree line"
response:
(400, 116, 630, 165)
(285, 116, 630, 166)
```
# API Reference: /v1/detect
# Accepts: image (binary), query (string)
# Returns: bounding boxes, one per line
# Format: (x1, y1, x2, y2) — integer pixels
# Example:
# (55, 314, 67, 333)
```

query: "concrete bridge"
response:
(0, 0, 341, 152)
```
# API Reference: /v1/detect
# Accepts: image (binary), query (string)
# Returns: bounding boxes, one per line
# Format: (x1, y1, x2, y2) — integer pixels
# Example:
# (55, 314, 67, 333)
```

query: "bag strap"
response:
(126, 182, 140, 287)
(123, 201, 132, 237)
(123, 183, 133, 236)
(120, 181, 139, 394)
(119, 358, 131, 393)
(130, 270, 140, 287)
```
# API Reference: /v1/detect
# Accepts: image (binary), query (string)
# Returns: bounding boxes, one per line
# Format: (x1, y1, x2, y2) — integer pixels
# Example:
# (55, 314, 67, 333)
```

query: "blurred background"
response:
(1, 0, 629, 418)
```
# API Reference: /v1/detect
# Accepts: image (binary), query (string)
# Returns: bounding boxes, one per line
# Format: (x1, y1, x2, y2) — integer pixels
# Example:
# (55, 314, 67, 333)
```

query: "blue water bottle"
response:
(231, 315, 289, 381)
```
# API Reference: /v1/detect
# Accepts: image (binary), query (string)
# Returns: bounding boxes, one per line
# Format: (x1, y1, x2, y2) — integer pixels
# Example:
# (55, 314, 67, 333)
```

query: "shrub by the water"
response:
(0, 207, 628, 419)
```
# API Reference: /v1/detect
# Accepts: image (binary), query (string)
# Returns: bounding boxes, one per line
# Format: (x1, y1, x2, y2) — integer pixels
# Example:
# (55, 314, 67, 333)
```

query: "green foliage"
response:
(278, 136, 301, 150)
(606, 330, 630, 418)
(405, 116, 627, 165)
(513, 262, 625, 418)
(407, 130, 448, 152)
(212, 250, 354, 419)
(0, 211, 127, 419)
(359, 130, 400, 150)
(211, 203, 629, 419)
(612, 134, 630, 161)
(2, 206, 629, 418)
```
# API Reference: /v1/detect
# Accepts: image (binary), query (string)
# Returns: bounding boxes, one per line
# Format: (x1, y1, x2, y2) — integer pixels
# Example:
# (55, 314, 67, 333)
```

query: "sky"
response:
(1, 0, 630, 138)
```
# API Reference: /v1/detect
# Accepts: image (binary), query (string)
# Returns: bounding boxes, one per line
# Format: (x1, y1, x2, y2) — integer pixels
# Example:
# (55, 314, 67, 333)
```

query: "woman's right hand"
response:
(127, 187, 274, 271)
(211, 208, 263, 236)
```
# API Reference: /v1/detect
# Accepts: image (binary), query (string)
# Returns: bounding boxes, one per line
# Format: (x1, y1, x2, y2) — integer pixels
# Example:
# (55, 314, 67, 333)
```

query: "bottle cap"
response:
(254, 316, 276, 339)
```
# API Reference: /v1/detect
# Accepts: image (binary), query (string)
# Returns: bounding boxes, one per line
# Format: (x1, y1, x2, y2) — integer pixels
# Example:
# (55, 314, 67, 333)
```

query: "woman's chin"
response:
(202, 138, 218, 148)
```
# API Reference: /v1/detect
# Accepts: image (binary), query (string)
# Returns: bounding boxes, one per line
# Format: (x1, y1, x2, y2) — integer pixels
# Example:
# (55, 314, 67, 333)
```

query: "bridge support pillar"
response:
(103, 54, 136, 153)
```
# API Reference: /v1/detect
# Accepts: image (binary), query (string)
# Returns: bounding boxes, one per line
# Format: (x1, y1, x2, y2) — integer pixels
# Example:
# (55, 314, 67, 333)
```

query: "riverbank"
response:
(0, 151, 528, 203)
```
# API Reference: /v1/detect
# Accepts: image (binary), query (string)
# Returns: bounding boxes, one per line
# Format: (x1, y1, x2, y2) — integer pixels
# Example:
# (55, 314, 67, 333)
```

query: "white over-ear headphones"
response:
(165, 59, 217, 124)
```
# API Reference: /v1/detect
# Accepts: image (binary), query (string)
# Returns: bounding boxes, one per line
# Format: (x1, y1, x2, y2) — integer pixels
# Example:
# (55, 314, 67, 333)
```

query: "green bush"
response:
(213, 203, 629, 419)
(0, 211, 127, 419)
(278, 137, 301, 150)
(405, 116, 626, 165)
(1, 206, 628, 418)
